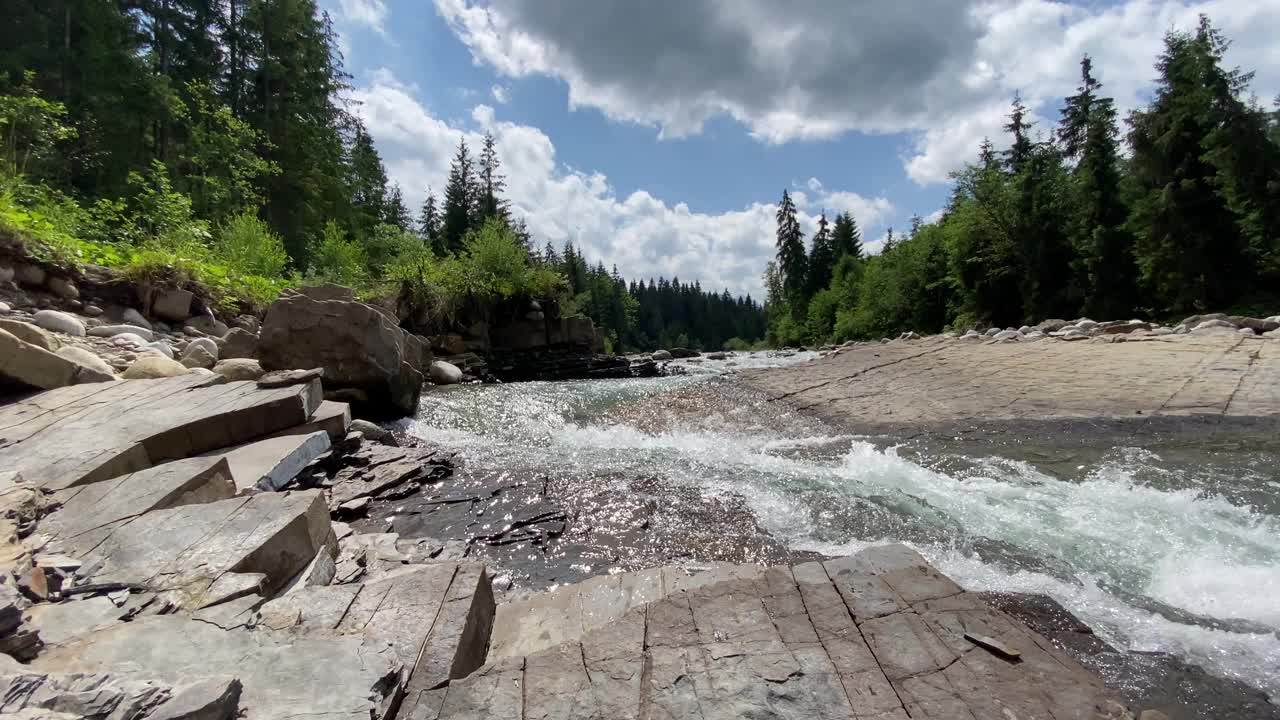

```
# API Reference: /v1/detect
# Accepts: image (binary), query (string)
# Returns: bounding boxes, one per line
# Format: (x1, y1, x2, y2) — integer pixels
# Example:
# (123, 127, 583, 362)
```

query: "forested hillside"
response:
(766, 16, 1280, 346)
(0, 0, 763, 352)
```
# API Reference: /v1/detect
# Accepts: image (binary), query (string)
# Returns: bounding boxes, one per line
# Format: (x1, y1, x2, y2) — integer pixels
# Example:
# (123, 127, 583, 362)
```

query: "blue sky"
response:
(325, 0, 1278, 298)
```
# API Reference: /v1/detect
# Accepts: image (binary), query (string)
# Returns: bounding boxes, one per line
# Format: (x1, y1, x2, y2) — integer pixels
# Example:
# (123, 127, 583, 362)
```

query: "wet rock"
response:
(219, 327, 257, 359)
(652, 349, 673, 361)
(82, 304, 102, 317)
(151, 288, 193, 322)
(212, 358, 263, 381)
(670, 347, 700, 358)
(89, 324, 155, 342)
(349, 419, 389, 442)
(706, 351, 728, 360)
(54, 346, 115, 377)
(258, 288, 424, 416)
(429, 360, 463, 385)
(123, 355, 188, 379)
(32, 310, 85, 337)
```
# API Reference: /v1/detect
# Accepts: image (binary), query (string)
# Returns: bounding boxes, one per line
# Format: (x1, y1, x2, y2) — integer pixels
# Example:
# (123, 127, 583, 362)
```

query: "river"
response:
(392, 352, 1280, 707)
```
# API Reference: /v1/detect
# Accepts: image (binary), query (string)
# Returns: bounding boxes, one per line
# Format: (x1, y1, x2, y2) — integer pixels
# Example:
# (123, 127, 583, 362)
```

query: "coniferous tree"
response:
(1127, 16, 1255, 311)
(384, 183, 412, 231)
(441, 137, 477, 253)
(806, 212, 835, 298)
(418, 190, 443, 254)
(1060, 56, 1138, 318)
(830, 212, 863, 260)
(774, 190, 807, 316)
(1004, 93, 1034, 174)
(476, 132, 509, 224)
(347, 124, 389, 237)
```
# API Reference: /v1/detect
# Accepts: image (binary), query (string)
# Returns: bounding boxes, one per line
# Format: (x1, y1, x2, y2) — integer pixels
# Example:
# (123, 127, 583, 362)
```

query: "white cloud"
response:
(435, 0, 1280, 184)
(352, 70, 893, 298)
(339, 0, 390, 37)
(490, 84, 510, 104)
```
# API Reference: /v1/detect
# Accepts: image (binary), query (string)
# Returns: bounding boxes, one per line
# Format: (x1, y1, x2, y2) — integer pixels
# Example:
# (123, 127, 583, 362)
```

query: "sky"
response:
(324, 0, 1280, 299)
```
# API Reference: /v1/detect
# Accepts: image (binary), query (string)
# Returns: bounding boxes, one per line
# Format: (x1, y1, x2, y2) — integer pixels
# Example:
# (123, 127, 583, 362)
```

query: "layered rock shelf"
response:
(0, 374, 1141, 718)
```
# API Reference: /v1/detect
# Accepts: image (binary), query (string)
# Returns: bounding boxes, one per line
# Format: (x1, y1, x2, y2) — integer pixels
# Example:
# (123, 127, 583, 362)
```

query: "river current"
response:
(397, 352, 1280, 702)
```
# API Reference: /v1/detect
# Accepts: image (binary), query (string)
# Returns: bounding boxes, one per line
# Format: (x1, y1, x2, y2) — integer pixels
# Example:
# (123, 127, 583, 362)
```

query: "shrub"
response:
(307, 221, 367, 286)
(216, 212, 289, 278)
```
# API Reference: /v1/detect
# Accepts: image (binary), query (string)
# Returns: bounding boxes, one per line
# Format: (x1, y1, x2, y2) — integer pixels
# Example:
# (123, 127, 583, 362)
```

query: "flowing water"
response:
(398, 352, 1280, 702)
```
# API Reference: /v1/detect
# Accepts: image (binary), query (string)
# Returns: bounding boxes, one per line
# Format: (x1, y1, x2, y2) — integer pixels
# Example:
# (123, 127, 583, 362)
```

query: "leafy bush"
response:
(307, 221, 367, 286)
(217, 212, 289, 278)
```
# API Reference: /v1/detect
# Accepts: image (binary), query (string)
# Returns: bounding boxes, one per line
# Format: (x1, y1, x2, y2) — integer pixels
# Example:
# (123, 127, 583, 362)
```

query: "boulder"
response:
(82, 304, 102, 317)
(258, 289, 424, 416)
(110, 333, 150, 348)
(151, 288, 193, 322)
(185, 337, 219, 359)
(88, 324, 155, 342)
(46, 276, 79, 300)
(1075, 318, 1099, 331)
(670, 347, 700, 358)
(123, 355, 189, 379)
(1181, 313, 1228, 328)
(32, 310, 85, 337)
(1193, 319, 1237, 333)
(0, 329, 116, 390)
(0, 318, 61, 351)
(993, 330, 1023, 341)
(297, 283, 354, 302)
(349, 419, 389, 442)
(430, 360, 464, 385)
(180, 345, 217, 370)
(706, 351, 728, 360)
(983, 328, 1001, 337)
(651, 349, 673, 361)
(1061, 329, 1089, 341)
(213, 358, 264, 381)
(144, 341, 175, 359)
(231, 314, 261, 334)
(186, 312, 228, 338)
(121, 308, 152, 330)
(14, 263, 46, 287)
(220, 327, 258, 359)
(1229, 316, 1280, 334)
(54, 346, 115, 377)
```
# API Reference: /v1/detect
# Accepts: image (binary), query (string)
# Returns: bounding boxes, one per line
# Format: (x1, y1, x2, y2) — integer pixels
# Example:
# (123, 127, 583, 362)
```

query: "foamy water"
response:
(404, 352, 1280, 697)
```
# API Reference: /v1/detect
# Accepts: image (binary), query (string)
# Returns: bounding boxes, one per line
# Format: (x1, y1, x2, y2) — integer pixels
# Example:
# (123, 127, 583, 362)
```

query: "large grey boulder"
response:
(0, 329, 115, 390)
(179, 344, 217, 369)
(0, 318, 61, 351)
(429, 360, 463, 385)
(651, 349, 673, 361)
(151, 288, 193, 322)
(220, 327, 258, 359)
(32, 310, 85, 337)
(258, 287, 424, 416)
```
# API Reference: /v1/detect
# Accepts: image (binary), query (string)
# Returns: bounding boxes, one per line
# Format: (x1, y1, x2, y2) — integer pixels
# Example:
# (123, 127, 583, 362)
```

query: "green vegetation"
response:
(767, 16, 1280, 345)
(0, 0, 765, 351)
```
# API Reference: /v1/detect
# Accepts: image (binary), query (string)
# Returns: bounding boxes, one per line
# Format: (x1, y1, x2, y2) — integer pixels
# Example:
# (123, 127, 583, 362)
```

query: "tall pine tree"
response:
(806, 212, 835, 298)
(831, 212, 863, 260)
(774, 190, 807, 317)
(441, 137, 477, 253)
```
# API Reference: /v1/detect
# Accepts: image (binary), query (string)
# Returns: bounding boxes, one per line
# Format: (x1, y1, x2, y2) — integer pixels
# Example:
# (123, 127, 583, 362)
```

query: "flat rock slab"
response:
(0, 374, 322, 491)
(66, 490, 332, 610)
(741, 333, 1279, 428)
(206, 430, 331, 492)
(449, 544, 1129, 720)
(29, 614, 400, 720)
(267, 399, 352, 440)
(42, 456, 236, 548)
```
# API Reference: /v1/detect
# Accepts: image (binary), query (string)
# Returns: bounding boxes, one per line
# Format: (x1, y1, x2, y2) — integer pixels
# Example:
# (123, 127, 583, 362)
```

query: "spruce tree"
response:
(806, 212, 835, 297)
(774, 190, 807, 315)
(418, 190, 443, 254)
(831, 212, 863, 259)
(1004, 93, 1033, 174)
(1060, 57, 1137, 318)
(1127, 16, 1254, 311)
(476, 132, 509, 224)
(384, 183, 412, 231)
(441, 137, 477, 253)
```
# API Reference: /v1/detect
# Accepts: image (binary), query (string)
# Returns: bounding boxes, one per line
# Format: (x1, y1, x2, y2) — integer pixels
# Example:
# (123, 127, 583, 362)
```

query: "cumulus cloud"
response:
(435, 0, 1280, 184)
(491, 84, 509, 104)
(351, 70, 892, 298)
(339, 0, 390, 36)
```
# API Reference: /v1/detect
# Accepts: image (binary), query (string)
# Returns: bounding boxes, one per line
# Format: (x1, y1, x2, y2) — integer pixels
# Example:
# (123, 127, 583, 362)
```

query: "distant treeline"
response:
(767, 16, 1280, 346)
